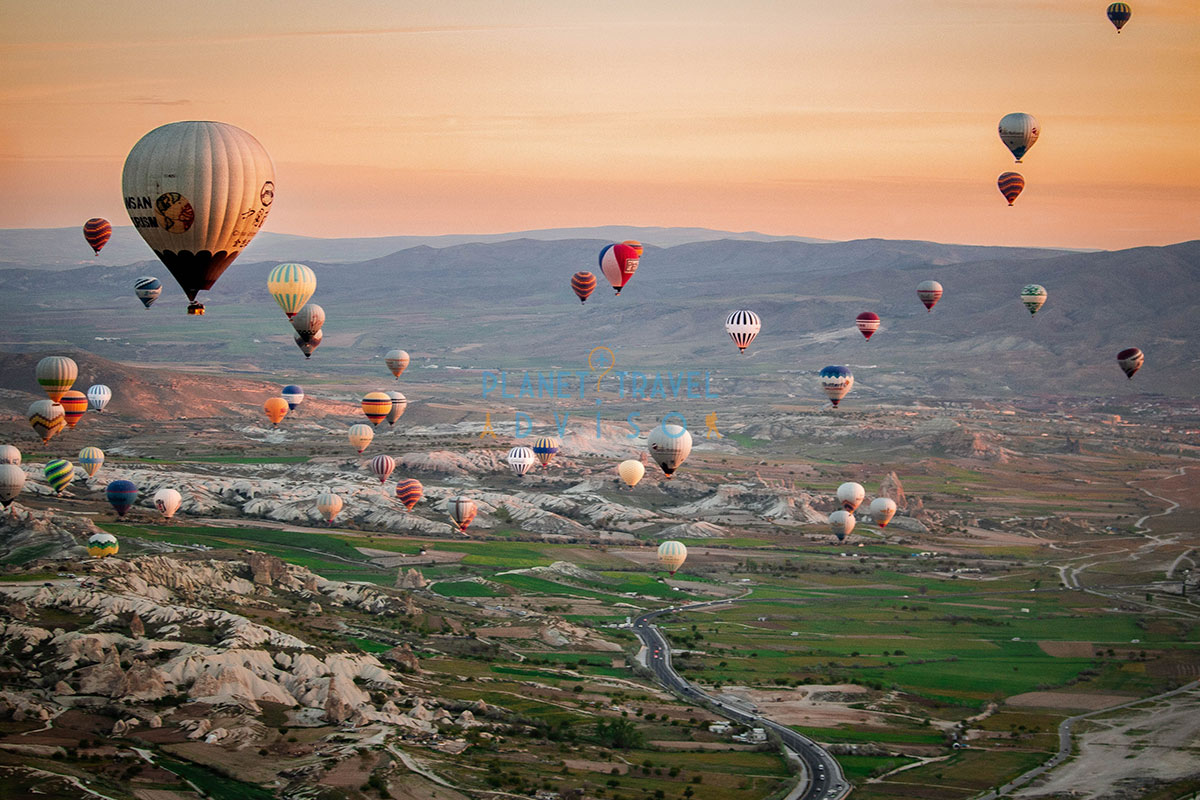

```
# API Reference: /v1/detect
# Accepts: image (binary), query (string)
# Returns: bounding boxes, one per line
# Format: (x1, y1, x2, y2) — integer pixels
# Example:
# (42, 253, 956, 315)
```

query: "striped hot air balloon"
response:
(657, 540, 687, 576)
(917, 280, 943, 312)
(1117, 347, 1144, 380)
(83, 218, 112, 255)
(28, 400, 65, 444)
(819, 366, 854, 408)
(370, 454, 396, 484)
(448, 497, 478, 534)
(87, 532, 119, 558)
(59, 390, 88, 429)
(362, 392, 392, 425)
(44, 459, 74, 495)
(134, 277, 163, 308)
(997, 172, 1025, 206)
(36, 356, 77, 402)
(571, 271, 597, 304)
(87, 385, 111, 412)
(1107, 2, 1131, 32)
(394, 478, 423, 511)
(348, 424, 374, 454)
(599, 243, 639, 295)
(281, 385, 304, 411)
(386, 391, 407, 425)
(385, 349, 410, 379)
(725, 310, 761, 353)
(532, 437, 559, 468)
(105, 480, 137, 518)
(1021, 284, 1048, 315)
(999, 113, 1039, 163)
(622, 240, 644, 258)
(316, 492, 343, 524)
(78, 446, 105, 478)
(855, 312, 880, 341)
(0, 445, 21, 466)
(507, 446, 536, 476)
(267, 263, 317, 319)
(0, 464, 26, 509)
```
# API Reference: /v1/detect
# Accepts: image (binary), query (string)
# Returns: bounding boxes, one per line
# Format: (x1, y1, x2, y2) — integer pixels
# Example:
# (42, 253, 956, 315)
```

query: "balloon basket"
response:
(187, 303, 206, 316)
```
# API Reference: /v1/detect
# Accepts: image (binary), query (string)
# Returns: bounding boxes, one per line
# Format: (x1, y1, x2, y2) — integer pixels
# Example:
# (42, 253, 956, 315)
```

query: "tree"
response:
(595, 718, 646, 750)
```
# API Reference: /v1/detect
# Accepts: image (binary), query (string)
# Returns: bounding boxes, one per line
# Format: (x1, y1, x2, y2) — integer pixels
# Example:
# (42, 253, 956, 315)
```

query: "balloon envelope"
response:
(532, 437, 559, 468)
(153, 488, 182, 520)
(819, 366, 854, 408)
(1107, 2, 1131, 31)
(0, 463, 26, 508)
(449, 497, 478, 533)
(599, 243, 639, 294)
(87, 385, 111, 412)
(281, 385, 304, 410)
(725, 310, 761, 353)
(571, 271, 597, 304)
(507, 446, 536, 476)
(997, 172, 1025, 206)
(263, 397, 288, 426)
(618, 459, 645, 488)
(36, 356, 77, 402)
(370, 454, 396, 483)
(395, 478, 424, 510)
(87, 532, 119, 558)
(0, 445, 21, 466)
(60, 390, 88, 429)
(106, 480, 137, 517)
(83, 218, 112, 255)
(870, 496, 897, 528)
(855, 312, 880, 341)
(917, 280, 943, 311)
(134, 277, 163, 309)
(648, 423, 692, 477)
(28, 400, 65, 444)
(998, 113, 1040, 163)
(362, 392, 392, 425)
(295, 330, 322, 358)
(829, 510, 856, 541)
(316, 492, 343, 523)
(385, 349, 410, 379)
(1021, 284, 1048, 315)
(657, 540, 687, 575)
(78, 446, 104, 477)
(348, 424, 374, 453)
(837, 482, 865, 513)
(44, 459, 74, 495)
(1117, 347, 1144, 380)
(292, 304, 325, 339)
(385, 391, 407, 425)
(267, 263, 316, 319)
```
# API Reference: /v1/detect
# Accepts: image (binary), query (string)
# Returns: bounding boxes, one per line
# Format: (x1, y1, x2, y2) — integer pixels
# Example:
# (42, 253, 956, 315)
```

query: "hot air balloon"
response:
(1117, 347, 1144, 380)
(870, 497, 897, 528)
(36, 356, 77, 402)
(316, 491, 343, 524)
(999, 113, 1039, 163)
(1021, 284, 1048, 315)
(348, 424, 374, 454)
(385, 349, 410, 380)
(134, 277, 163, 309)
(532, 437, 559, 468)
(153, 488, 182, 521)
(370, 454, 396, 484)
(448, 497, 478, 534)
(87, 532, 119, 558)
(292, 304, 325, 340)
(83, 218, 112, 255)
(647, 423, 692, 478)
(281, 385, 304, 411)
(395, 478, 424, 511)
(59, 390, 88, 429)
(998, 172, 1025, 206)
(1107, 2, 1131, 31)
(87, 385, 111, 412)
(263, 397, 289, 427)
(856, 312, 880, 341)
(725, 310, 761, 354)
(507, 446, 536, 476)
(829, 510, 855, 542)
(657, 540, 687, 576)
(818, 366, 854, 408)
(0, 464, 26, 509)
(837, 482, 865, 513)
(622, 240, 644, 258)
(386, 391, 408, 426)
(78, 446, 104, 478)
(571, 272, 597, 304)
(917, 280, 943, 312)
(28, 400, 65, 444)
(362, 392, 392, 425)
(44, 460, 74, 495)
(618, 459, 645, 488)
(599, 243, 640, 295)
(295, 330, 322, 358)
(123, 121, 275, 316)
(0, 445, 20, 465)
(267, 263, 316, 319)
(106, 479, 137, 518)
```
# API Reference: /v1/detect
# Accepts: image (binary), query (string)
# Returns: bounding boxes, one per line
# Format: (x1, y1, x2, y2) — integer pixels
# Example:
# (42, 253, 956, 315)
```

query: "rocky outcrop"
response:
(878, 471, 907, 509)
(395, 568, 428, 590)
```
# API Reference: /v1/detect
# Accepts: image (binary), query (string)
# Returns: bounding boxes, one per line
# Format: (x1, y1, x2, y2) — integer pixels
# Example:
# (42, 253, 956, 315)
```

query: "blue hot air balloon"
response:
(106, 480, 138, 518)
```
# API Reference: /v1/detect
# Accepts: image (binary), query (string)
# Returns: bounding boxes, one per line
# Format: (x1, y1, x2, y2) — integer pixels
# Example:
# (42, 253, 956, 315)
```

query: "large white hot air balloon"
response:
(837, 482, 865, 513)
(153, 488, 182, 521)
(657, 540, 687, 576)
(647, 423, 692, 478)
(998, 113, 1040, 163)
(724, 310, 761, 354)
(507, 446, 536, 476)
(870, 497, 897, 528)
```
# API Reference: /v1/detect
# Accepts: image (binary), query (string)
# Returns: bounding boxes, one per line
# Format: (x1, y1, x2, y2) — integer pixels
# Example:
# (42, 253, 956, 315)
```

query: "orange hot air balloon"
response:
(997, 172, 1025, 206)
(263, 397, 288, 427)
(571, 271, 597, 304)
(621, 240, 644, 258)
(59, 390, 89, 429)
(362, 391, 392, 425)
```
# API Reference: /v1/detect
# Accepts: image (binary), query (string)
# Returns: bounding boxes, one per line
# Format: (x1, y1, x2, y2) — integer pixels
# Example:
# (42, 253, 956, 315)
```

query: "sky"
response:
(1, 1, 1197, 250)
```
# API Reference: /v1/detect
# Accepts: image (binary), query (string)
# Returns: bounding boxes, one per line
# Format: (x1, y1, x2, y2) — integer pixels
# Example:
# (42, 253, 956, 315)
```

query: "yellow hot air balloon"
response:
(317, 491, 343, 524)
(348, 424, 374, 454)
(618, 459, 645, 488)
(263, 397, 289, 427)
(36, 356, 78, 402)
(657, 540, 687, 576)
(78, 446, 105, 478)
(267, 263, 316, 319)
(362, 391, 392, 426)
(87, 532, 119, 558)
(28, 400, 65, 444)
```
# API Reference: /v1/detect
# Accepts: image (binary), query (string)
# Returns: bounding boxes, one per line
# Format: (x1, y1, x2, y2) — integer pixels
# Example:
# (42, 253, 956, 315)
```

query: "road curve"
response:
(630, 600, 850, 800)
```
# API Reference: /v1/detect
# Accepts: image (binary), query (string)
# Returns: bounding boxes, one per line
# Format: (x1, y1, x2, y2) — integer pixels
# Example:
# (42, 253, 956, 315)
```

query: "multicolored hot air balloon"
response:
(1117, 347, 1144, 380)
(532, 437, 559, 468)
(918, 280, 943, 312)
(571, 272, 597, 304)
(36, 356, 77, 403)
(385, 349, 410, 380)
(856, 312, 880, 341)
(370, 454, 396, 484)
(362, 392, 392, 425)
(83, 218, 112, 255)
(87, 385, 111, 412)
(134, 277, 163, 309)
(267, 263, 316, 319)
(829, 510, 855, 542)
(657, 540, 687, 576)
(0, 445, 20, 465)
(648, 423, 692, 478)
(622, 240, 644, 257)
(725, 310, 761, 354)
(599, 243, 639, 295)
(999, 113, 1040, 163)
(348, 424, 374, 454)
(998, 172, 1025, 206)
(106, 480, 137, 518)
(818, 366, 854, 408)
(78, 446, 104, 478)
(1107, 2, 1131, 32)
(386, 391, 407, 426)
(448, 497, 478, 534)
(395, 478, 424, 511)
(507, 446, 536, 476)
(1021, 284, 1048, 315)
(0, 464, 26, 509)
(87, 532, 119, 558)
(44, 459, 74, 495)
(870, 497, 897, 528)
(59, 390, 88, 429)
(263, 397, 289, 427)
(618, 459, 645, 488)
(295, 330, 322, 358)
(153, 488, 182, 520)
(123, 121, 275, 316)
(316, 491, 343, 524)
(292, 304, 325, 340)
(837, 482, 865, 513)
(281, 385, 304, 411)
(28, 400, 65, 444)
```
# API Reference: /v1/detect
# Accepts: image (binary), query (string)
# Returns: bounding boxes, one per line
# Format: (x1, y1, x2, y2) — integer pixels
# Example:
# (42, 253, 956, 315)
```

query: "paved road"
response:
(631, 601, 850, 800)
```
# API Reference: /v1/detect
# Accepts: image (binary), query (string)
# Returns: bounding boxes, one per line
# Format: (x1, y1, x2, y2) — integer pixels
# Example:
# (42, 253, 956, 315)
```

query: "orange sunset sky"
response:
(1, 1, 1197, 250)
